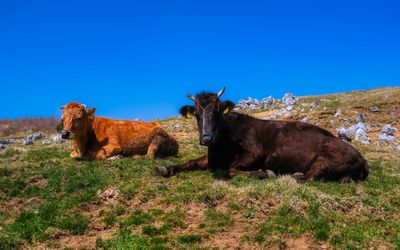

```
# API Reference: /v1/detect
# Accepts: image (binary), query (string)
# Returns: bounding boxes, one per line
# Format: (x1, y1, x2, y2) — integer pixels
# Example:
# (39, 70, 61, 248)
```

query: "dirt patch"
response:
(284, 235, 331, 250)
(97, 187, 119, 204)
(58, 228, 117, 250)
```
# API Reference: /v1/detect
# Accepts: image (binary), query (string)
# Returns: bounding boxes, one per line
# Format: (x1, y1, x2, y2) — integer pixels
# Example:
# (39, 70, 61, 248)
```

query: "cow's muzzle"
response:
(61, 130, 71, 139)
(200, 134, 213, 146)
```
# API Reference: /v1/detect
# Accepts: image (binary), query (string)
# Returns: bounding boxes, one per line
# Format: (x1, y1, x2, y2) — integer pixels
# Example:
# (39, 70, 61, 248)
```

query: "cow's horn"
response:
(187, 94, 196, 101)
(59, 105, 65, 110)
(217, 87, 225, 97)
(82, 104, 87, 109)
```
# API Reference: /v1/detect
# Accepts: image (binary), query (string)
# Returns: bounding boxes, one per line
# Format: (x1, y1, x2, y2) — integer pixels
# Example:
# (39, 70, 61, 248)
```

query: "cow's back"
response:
(228, 115, 367, 178)
(91, 117, 162, 156)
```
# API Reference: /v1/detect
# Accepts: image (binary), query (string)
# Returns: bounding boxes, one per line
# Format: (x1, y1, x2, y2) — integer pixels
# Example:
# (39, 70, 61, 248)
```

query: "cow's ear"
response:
(179, 105, 195, 119)
(221, 101, 235, 115)
(86, 108, 96, 117)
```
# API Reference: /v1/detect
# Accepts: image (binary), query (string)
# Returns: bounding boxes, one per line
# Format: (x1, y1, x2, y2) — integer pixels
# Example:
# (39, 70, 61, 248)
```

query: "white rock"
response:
(334, 109, 342, 117)
(42, 140, 51, 145)
(356, 114, 365, 123)
(51, 134, 63, 143)
(301, 117, 308, 123)
(354, 127, 371, 144)
(22, 138, 33, 146)
(378, 124, 398, 143)
(282, 93, 297, 106)
(310, 100, 318, 109)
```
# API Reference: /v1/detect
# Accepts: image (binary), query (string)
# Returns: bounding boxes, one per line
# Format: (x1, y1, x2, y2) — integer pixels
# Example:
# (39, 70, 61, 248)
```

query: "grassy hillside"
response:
(0, 87, 399, 249)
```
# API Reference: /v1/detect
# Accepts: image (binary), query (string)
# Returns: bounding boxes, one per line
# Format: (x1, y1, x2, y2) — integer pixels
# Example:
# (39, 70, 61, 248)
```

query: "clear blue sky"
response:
(1, 0, 399, 120)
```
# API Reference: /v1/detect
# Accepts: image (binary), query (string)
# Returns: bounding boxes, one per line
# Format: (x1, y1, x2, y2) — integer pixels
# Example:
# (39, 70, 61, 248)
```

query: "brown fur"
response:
(61, 102, 178, 160)
(156, 90, 369, 182)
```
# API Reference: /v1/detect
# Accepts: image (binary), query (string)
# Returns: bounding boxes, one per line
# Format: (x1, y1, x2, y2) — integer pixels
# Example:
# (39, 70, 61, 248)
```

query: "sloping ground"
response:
(0, 87, 399, 249)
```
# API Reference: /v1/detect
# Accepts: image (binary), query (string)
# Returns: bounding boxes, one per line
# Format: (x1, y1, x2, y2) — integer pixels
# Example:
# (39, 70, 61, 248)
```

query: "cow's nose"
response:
(61, 130, 70, 139)
(201, 134, 213, 143)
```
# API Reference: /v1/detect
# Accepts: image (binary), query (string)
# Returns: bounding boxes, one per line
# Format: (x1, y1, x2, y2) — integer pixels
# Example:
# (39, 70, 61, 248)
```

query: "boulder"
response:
(261, 96, 275, 107)
(334, 109, 342, 117)
(378, 124, 398, 143)
(282, 93, 296, 106)
(310, 100, 318, 109)
(23, 138, 33, 146)
(0, 139, 16, 145)
(286, 105, 294, 111)
(337, 126, 353, 142)
(354, 126, 371, 144)
(25, 133, 44, 141)
(51, 134, 63, 143)
(369, 105, 380, 113)
(0, 144, 7, 149)
(356, 113, 365, 123)
(42, 140, 51, 145)
(301, 117, 309, 123)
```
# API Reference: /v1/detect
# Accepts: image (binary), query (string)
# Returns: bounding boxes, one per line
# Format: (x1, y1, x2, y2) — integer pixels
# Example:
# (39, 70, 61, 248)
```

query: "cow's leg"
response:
(155, 155, 209, 177)
(146, 128, 179, 158)
(70, 150, 79, 159)
(305, 157, 329, 181)
(96, 145, 122, 160)
(228, 153, 273, 179)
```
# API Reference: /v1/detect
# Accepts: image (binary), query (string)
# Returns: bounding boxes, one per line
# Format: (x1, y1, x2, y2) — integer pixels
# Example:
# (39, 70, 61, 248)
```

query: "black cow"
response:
(156, 87, 369, 182)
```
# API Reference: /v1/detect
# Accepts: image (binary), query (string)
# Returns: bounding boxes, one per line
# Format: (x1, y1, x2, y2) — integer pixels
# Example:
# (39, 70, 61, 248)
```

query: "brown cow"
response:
(60, 102, 178, 160)
(156, 88, 369, 182)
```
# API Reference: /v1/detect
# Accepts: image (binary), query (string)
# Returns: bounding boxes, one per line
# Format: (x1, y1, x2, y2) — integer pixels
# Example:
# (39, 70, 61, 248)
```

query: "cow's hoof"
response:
(107, 155, 123, 161)
(339, 176, 354, 183)
(266, 170, 276, 178)
(292, 172, 306, 182)
(155, 166, 170, 177)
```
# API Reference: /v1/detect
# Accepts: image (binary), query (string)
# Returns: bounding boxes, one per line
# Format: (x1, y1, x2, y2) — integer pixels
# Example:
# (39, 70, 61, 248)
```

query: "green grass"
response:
(0, 117, 400, 249)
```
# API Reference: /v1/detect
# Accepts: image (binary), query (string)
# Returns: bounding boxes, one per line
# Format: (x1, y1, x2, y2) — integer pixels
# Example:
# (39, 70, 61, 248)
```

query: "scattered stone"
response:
(354, 125, 371, 145)
(286, 105, 294, 111)
(334, 109, 342, 117)
(369, 105, 380, 113)
(301, 117, 309, 123)
(262, 96, 275, 107)
(310, 100, 318, 109)
(396, 145, 400, 152)
(378, 124, 398, 143)
(0, 144, 7, 149)
(0, 139, 18, 145)
(356, 113, 365, 123)
(22, 138, 33, 146)
(353, 114, 371, 144)
(237, 95, 276, 110)
(337, 113, 371, 144)
(337, 126, 353, 142)
(51, 134, 63, 143)
(42, 140, 51, 145)
(97, 187, 119, 204)
(25, 133, 44, 141)
(282, 93, 297, 106)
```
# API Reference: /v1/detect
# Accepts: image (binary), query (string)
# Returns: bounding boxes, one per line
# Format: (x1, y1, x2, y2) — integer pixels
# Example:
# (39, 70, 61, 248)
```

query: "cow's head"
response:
(60, 102, 96, 139)
(180, 87, 235, 146)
